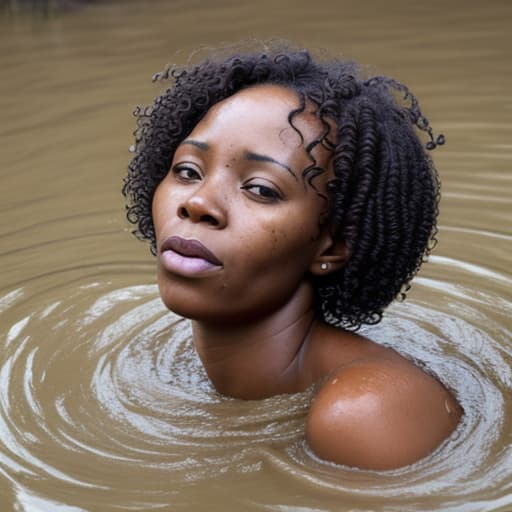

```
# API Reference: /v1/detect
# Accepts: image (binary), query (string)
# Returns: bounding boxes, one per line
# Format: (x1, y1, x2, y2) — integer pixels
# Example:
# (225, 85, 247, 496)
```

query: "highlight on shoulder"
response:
(305, 358, 462, 470)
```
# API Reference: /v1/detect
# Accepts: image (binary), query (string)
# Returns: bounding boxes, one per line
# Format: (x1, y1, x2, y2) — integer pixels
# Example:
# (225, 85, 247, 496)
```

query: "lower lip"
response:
(160, 249, 222, 277)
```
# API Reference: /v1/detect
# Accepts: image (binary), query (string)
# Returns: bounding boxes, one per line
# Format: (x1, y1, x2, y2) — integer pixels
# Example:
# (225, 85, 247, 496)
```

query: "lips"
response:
(161, 236, 222, 265)
(159, 236, 223, 277)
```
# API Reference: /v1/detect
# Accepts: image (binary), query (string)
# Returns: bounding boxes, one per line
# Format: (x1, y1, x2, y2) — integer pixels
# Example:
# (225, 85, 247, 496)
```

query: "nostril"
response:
(177, 203, 222, 226)
(200, 214, 219, 226)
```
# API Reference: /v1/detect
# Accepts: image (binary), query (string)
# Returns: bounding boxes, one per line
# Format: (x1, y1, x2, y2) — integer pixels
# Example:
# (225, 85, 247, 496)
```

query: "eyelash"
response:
(172, 165, 202, 181)
(241, 183, 283, 202)
(171, 165, 284, 202)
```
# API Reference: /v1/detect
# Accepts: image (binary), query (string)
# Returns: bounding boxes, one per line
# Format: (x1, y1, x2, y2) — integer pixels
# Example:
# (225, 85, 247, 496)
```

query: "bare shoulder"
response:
(305, 356, 462, 470)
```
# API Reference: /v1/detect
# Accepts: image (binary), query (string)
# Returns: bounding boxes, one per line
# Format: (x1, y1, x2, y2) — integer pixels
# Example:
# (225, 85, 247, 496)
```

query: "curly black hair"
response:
(122, 44, 443, 330)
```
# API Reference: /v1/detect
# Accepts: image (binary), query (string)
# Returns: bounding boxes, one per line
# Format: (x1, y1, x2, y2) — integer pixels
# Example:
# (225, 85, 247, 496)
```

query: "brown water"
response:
(1, 1, 511, 510)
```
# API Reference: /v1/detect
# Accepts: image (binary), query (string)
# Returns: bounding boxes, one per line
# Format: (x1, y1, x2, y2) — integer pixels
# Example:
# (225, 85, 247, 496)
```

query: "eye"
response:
(241, 181, 283, 202)
(172, 164, 202, 182)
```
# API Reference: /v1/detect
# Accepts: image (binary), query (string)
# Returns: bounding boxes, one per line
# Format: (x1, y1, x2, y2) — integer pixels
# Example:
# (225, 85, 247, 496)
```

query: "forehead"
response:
(187, 84, 327, 153)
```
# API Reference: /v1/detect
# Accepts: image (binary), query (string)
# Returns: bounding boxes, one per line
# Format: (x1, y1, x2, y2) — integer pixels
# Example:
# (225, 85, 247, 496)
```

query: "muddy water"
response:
(1, 1, 511, 510)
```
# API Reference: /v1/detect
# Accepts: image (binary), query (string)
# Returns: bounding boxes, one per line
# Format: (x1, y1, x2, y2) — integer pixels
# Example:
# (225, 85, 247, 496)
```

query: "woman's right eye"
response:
(172, 165, 202, 181)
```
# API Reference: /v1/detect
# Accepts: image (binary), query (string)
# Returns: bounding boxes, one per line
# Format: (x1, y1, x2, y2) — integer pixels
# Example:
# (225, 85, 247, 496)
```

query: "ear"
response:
(309, 228, 351, 276)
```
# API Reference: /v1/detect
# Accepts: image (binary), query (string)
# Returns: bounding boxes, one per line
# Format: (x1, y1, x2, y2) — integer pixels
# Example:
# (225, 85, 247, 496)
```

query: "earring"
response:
(320, 263, 329, 271)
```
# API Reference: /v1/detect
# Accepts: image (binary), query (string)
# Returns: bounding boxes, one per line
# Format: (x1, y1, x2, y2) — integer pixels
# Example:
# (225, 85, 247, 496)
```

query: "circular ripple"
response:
(0, 253, 510, 511)
(0, 270, 312, 510)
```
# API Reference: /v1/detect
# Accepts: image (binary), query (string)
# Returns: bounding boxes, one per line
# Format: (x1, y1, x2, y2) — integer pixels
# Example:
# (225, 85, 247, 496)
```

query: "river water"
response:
(1, 1, 511, 511)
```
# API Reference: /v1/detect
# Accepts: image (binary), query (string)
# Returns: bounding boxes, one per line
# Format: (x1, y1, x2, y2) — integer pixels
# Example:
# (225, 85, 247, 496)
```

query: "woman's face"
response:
(152, 84, 335, 323)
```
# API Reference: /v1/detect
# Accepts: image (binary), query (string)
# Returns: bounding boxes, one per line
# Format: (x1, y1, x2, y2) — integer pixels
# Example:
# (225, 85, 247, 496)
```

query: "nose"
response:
(177, 184, 227, 228)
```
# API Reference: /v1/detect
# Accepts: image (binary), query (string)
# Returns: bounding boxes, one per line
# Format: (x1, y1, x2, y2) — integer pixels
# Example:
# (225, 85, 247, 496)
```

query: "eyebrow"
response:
(180, 141, 298, 181)
(245, 151, 297, 181)
(181, 139, 210, 151)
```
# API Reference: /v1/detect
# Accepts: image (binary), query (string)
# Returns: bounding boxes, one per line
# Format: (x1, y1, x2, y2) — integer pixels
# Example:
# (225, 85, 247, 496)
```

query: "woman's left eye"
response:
(241, 183, 283, 202)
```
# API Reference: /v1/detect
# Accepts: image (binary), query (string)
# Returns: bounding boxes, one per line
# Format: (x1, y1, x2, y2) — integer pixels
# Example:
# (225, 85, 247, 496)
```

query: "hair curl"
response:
(122, 45, 443, 330)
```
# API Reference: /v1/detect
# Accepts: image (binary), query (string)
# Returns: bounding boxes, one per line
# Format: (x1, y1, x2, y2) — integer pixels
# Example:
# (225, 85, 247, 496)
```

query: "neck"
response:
(191, 282, 317, 399)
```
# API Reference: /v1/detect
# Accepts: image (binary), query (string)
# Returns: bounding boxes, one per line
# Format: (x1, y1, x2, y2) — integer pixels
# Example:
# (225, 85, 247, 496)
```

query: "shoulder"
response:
(305, 357, 462, 470)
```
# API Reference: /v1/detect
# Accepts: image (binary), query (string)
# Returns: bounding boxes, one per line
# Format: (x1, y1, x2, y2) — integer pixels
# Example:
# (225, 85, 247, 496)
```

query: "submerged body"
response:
(150, 84, 461, 470)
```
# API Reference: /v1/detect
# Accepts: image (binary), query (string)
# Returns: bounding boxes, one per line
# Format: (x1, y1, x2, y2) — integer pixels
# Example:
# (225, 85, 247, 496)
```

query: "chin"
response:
(157, 289, 223, 322)
(158, 294, 201, 320)
(158, 291, 266, 324)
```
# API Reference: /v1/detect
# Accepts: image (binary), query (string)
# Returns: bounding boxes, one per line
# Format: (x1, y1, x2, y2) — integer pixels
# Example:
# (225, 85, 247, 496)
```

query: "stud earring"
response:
(320, 263, 328, 271)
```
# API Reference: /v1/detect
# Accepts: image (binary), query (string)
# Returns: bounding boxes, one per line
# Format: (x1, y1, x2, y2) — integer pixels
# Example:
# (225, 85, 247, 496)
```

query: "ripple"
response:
(0, 257, 510, 511)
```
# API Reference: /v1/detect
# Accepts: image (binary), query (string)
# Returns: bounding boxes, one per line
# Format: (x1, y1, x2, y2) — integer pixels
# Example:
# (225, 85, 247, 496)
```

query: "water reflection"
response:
(2, 0, 92, 16)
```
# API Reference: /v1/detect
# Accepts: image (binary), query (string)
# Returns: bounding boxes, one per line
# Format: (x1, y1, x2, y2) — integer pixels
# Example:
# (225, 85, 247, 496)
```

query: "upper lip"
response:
(160, 236, 222, 266)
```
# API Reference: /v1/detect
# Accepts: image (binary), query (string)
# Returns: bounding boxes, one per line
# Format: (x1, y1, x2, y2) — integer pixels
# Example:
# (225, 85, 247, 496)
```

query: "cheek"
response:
(237, 216, 320, 271)
(152, 183, 175, 238)
(152, 185, 164, 224)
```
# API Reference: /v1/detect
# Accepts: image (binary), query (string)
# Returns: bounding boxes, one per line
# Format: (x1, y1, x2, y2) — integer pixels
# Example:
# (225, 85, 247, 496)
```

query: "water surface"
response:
(1, 1, 511, 510)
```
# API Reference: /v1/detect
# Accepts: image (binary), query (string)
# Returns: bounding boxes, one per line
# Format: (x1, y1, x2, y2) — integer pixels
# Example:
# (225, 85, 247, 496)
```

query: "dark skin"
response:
(152, 85, 462, 470)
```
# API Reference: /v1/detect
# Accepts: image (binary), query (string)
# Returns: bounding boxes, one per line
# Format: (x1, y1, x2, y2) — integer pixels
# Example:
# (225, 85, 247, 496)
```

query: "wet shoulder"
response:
(305, 342, 462, 470)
